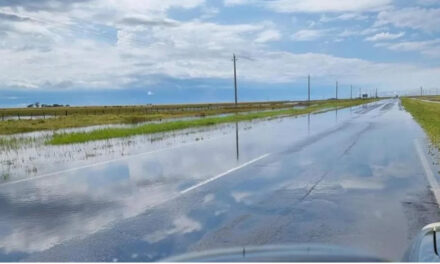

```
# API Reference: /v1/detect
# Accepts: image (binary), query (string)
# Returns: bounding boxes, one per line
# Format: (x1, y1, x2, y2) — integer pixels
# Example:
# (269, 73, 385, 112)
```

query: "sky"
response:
(1, 0, 440, 107)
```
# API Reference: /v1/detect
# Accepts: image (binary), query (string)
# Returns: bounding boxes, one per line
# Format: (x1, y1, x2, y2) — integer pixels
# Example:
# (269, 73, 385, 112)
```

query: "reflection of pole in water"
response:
(235, 122, 240, 161)
(335, 107, 339, 122)
(307, 113, 311, 136)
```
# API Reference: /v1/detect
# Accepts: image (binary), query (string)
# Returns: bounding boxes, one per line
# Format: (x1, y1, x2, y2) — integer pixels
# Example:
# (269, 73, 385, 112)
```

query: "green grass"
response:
(49, 99, 377, 145)
(402, 98, 440, 147)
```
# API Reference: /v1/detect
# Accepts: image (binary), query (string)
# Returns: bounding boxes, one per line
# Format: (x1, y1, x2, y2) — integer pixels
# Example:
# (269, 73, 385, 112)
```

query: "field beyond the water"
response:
(0, 101, 298, 135)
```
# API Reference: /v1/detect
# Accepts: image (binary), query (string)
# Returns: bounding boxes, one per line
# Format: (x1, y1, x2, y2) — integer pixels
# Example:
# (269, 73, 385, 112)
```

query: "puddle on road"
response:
(0, 101, 385, 261)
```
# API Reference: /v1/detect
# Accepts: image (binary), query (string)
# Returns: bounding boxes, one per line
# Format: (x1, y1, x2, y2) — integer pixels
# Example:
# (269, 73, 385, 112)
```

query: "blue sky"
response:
(1, 0, 440, 107)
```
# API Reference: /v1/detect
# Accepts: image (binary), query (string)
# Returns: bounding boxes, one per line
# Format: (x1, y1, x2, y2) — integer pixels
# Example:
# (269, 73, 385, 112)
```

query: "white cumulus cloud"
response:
(365, 32, 405, 41)
(255, 29, 281, 43)
(375, 7, 440, 32)
(291, 29, 329, 41)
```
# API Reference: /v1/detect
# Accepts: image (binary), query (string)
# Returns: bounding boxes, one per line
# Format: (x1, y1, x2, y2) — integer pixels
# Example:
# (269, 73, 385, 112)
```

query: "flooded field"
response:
(0, 103, 366, 184)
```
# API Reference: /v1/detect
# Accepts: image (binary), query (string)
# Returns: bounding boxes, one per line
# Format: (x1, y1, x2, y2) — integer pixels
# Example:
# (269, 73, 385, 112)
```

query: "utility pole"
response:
(336, 81, 338, 100)
(233, 54, 238, 106)
(375, 88, 378, 98)
(308, 75, 311, 103)
(350, 85, 353, 100)
(420, 86, 423, 97)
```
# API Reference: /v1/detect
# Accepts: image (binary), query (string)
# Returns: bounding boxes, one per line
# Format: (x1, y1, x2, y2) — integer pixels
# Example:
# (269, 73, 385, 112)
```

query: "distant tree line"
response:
(27, 102, 70, 108)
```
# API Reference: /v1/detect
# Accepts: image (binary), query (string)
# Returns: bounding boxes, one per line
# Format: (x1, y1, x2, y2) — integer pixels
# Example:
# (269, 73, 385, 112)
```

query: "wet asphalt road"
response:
(0, 99, 439, 261)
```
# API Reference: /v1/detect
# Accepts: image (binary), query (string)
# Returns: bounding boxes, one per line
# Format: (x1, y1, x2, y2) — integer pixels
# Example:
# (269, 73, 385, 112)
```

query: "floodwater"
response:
(0, 115, 55, 121)
(0, 99, 439, 261)
(0, 106, 349, 182)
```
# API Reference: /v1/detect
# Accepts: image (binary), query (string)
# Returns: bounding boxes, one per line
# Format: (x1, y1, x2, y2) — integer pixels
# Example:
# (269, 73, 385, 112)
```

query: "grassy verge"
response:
(401, 98, 440, 147)
(49, 99, 377, 145)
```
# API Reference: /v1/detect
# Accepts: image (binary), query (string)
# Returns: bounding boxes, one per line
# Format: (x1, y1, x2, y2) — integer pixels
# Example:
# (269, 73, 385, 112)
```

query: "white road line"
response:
(414, 139, 440, 207)
(138, 153, 270, 211)
(180, 153, 271, 195)
(0, 135, 230, 187)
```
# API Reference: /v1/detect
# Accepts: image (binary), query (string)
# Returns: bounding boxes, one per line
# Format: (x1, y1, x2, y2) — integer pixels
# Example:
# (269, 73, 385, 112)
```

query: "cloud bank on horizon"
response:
(1, 0, 440, 97)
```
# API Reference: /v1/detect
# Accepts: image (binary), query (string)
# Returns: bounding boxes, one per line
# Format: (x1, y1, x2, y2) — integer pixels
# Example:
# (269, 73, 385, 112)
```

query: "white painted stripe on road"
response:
(414, 139, 440, 207)
(180, 153, 271, 195)
(0, 134, 230, 187)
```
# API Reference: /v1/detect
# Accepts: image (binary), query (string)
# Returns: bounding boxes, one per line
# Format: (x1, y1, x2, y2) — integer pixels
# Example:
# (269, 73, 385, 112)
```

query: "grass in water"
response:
(0, 136, 34, 149)
(401, 98, 440, 147)
(49, 99, 376, 145)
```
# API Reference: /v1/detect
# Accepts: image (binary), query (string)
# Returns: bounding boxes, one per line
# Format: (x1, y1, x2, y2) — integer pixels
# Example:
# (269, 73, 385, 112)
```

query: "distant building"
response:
(362, 93, 369, 99)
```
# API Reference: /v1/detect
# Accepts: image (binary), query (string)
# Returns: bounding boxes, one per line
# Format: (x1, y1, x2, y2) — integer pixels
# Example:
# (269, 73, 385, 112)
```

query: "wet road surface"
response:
(0, 99, 439, 261)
